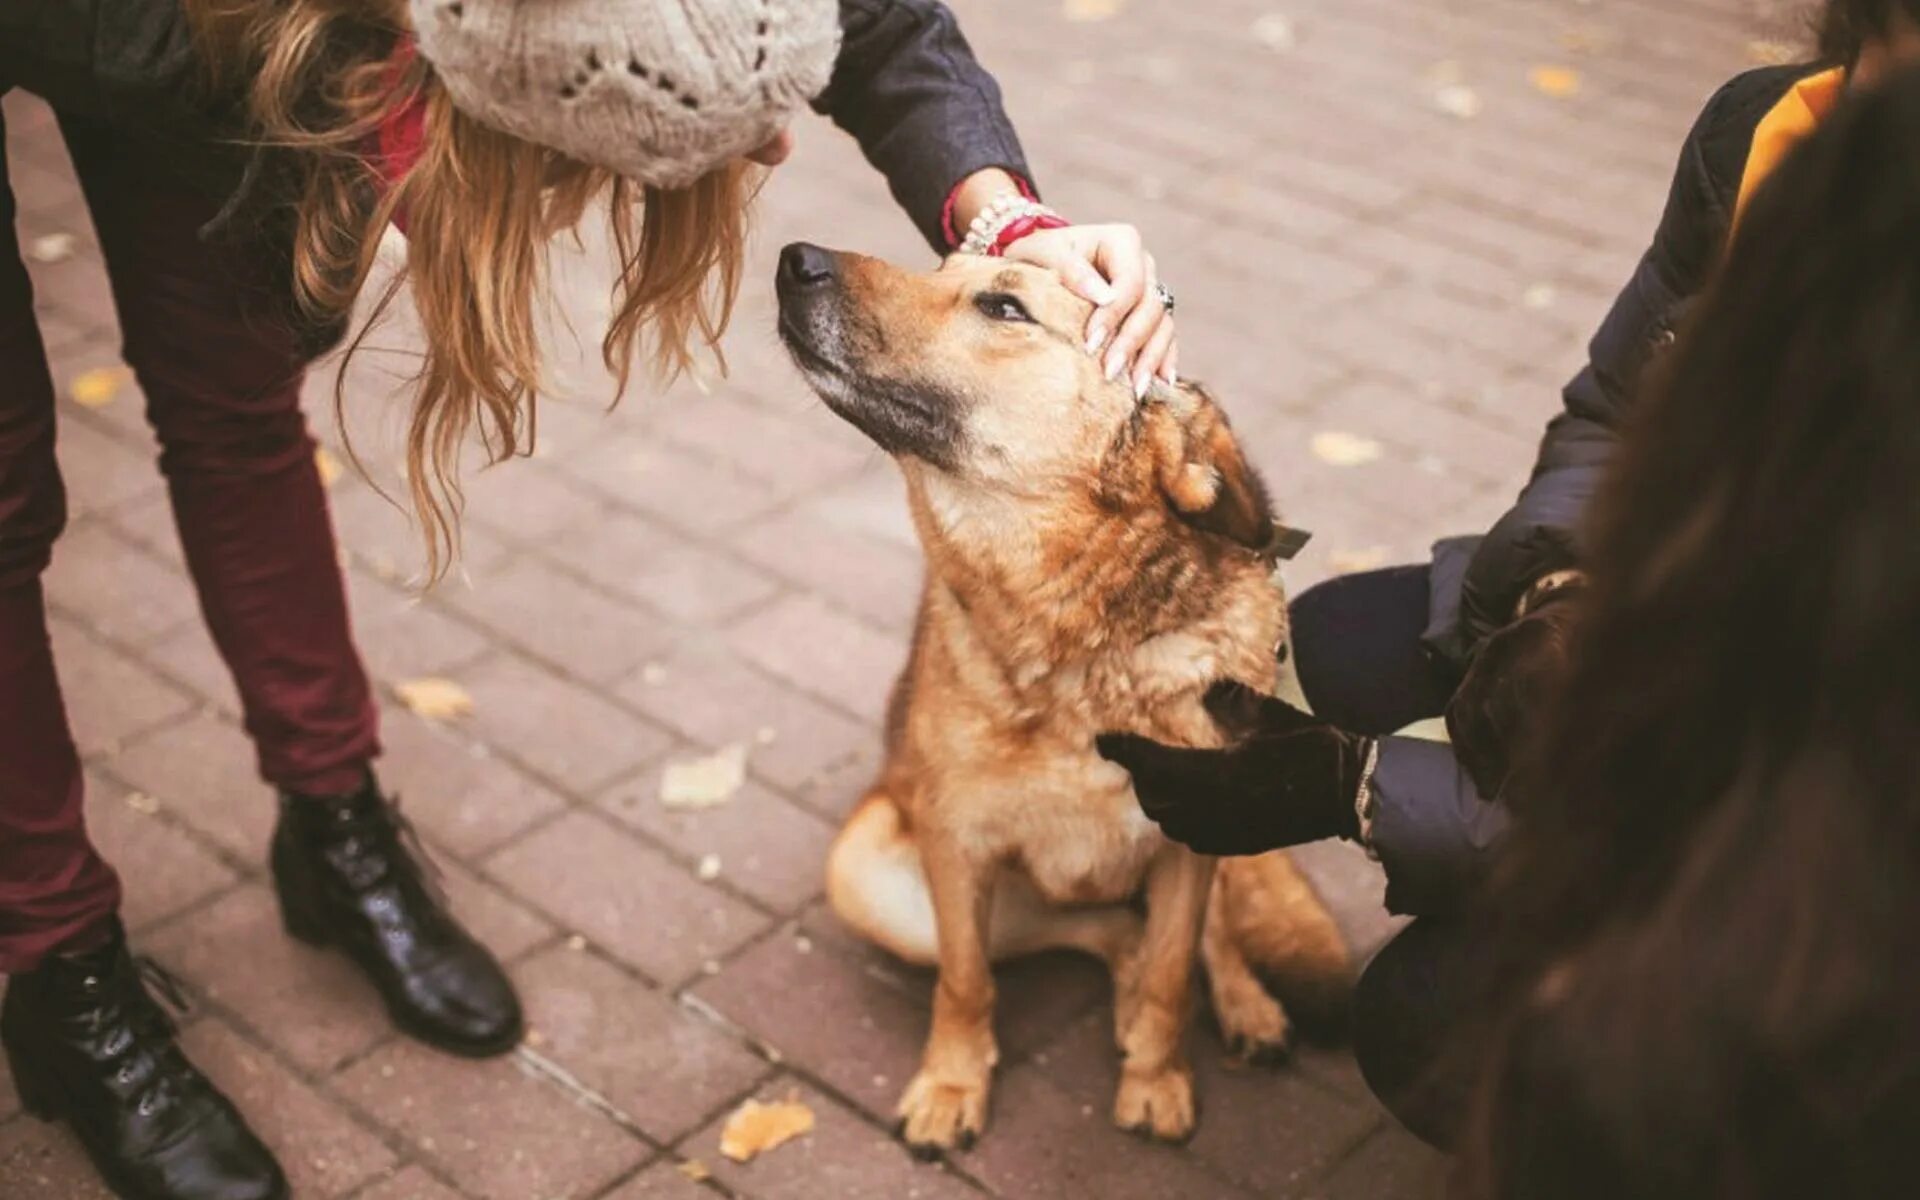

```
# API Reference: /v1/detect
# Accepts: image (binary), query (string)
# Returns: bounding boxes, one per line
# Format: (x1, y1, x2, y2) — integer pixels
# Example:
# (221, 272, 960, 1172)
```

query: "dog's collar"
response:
(1261, 521, 1312, 564)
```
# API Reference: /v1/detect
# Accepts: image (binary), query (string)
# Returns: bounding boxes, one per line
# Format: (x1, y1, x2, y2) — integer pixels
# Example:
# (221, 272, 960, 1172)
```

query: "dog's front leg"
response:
(898, 834, 999, 1158)
(1113, 846, 1214, 1142)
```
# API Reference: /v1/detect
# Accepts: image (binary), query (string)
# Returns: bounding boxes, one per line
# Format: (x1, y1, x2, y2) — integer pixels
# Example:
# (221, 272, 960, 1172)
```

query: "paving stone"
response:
(334, 1040, 647, 1200)
(487, 810, 768, 986)
(142, 622, 243, 717)
(48, 615, 194, 757)
(956, 1056, 1260, 1200)
(436, 554, 676, 685)
(566, 436, 785, 536)
(345, 571, 493, 684)
(542, 510, 783, 628)
(728, 507, 923, 634)
(42, 519, 200, 645)
(376, 711, 570, 858)
(0, 1117, 116, 1199)
(457, 653, 676, 795)
(602, 1161, 719, 1200)
(53, 418, 161, 519)
(649, 391, 871, 496)
(142, 885, 393, 1074)
(726, 594, 904, 725)
(83, 771, 239, 933)
(690, 917, 930, 1120)
(598, 765, 836, 912)
(688, 1079, 980, 1200)
(352, 1165, 468, 1200)
(1306, 1123, 1448, 1200)
(177, 1019, 397, 1197)
(615, 639, 874, 796)
(106, 711, 269, 858)
(516, 944, 769, 1143)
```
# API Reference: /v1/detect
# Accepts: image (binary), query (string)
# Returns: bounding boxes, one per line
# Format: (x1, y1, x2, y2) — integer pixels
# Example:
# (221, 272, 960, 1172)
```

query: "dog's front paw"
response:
(896, 1069, 990, 1159)
(1113, 1063, 1197, 1143)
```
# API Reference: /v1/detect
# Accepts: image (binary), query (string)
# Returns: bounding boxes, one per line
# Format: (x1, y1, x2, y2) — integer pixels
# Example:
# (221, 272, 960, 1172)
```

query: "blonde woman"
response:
(0, 3, 1177, 1196)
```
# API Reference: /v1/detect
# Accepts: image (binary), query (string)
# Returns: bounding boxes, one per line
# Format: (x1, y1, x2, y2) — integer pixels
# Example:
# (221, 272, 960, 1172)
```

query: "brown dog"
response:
(774, 243, 1352, 1155)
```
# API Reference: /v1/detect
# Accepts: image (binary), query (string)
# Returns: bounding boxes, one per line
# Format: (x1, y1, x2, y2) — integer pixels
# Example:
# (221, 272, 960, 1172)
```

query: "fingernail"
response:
(1163, 366, 1179, 387)
(1086, 321, 1107, 354)
(1134, 372, 1150, 401)
(1105, 352, 1124, 382)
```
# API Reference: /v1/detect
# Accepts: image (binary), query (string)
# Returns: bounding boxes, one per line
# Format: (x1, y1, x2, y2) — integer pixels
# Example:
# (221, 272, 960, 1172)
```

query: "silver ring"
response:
(1153, 282, 1176, 314)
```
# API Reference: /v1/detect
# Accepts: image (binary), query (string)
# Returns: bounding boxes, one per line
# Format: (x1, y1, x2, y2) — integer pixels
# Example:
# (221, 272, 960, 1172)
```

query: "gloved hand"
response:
(1095, 681, 1374, 857)
(1445, 573, 1586, 800)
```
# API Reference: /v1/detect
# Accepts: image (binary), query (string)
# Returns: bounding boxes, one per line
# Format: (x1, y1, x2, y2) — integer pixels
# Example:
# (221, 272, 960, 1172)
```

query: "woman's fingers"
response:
(1091, 227, 1148, 366)
(1104, 251, 1167, 395)
(1135, 316, 1178, 396)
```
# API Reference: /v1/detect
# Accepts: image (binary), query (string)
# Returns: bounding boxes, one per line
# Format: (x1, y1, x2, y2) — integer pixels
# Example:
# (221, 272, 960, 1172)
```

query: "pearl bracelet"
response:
(959, 192, 1064, 256)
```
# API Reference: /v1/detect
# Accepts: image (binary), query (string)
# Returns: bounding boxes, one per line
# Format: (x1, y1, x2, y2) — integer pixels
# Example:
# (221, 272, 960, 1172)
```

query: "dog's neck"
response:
(908, 473, 1284, 721)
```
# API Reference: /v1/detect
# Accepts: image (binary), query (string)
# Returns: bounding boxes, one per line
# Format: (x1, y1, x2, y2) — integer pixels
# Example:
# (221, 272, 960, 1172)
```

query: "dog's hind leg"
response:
(1208, 854, 1354, 1054)
(1204, 862, 1296, 1064)
(827, 793, 1142, 971)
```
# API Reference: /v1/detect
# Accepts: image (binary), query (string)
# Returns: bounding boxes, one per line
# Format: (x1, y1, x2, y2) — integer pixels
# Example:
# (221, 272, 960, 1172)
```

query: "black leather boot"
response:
(270, 773, 522, 1057)
(1, 923, 288, 1200)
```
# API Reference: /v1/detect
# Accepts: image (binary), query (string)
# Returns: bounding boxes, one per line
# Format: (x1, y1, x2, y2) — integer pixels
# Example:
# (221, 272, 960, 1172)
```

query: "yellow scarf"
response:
(1732, 67, 1847, 231)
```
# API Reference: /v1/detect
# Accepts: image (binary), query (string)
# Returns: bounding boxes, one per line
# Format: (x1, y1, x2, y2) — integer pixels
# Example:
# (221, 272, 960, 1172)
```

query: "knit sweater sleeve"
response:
(813, 0, 1035, 251)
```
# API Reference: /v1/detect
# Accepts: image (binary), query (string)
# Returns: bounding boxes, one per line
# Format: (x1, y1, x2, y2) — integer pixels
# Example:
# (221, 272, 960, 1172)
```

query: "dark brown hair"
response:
(1819, 0, 1920, 61)
(1456, 65, 1920, 1199)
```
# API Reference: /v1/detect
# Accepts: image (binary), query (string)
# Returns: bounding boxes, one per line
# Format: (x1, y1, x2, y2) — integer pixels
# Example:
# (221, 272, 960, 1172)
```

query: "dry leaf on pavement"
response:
(28, 232, 76, 263)
(1063, 0, 1122, 21)
(1252, 13, 1297, 51)
(1529, 65, 1581, 98)
(1311, 431, 1383, 467)
(1431, 82, 1482, 120)
(696, 854, 722, 882)
(719, 1096, 816, 1163)
(678, 1160, 713, 1183)
(69, 367, 130, 409)
(315, 447, 344, 488)
(394, 677, 475, 723)
(660, 743, 749, 810)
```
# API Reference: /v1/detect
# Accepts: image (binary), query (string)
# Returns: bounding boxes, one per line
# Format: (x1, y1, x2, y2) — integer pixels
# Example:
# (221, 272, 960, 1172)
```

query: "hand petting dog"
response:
(1098, 681, 1376, 857)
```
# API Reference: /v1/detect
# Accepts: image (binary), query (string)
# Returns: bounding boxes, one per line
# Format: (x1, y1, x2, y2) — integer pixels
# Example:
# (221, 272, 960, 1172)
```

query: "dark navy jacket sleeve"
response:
(1368, 737, 1508, 918)
(1440, 67, 1811, 666)
(814, 0, 1033, 251)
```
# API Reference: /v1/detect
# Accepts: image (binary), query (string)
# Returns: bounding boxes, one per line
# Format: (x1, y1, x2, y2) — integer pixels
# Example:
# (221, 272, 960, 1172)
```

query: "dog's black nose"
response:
(779, 242, 838, 290)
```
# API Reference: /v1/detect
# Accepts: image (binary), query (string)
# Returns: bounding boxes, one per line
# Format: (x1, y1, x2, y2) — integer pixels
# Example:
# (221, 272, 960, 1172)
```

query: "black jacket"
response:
(1423, 63, 1826, 672)
(0, 0, 1028, 309)
(1376, 64, 1826, 918)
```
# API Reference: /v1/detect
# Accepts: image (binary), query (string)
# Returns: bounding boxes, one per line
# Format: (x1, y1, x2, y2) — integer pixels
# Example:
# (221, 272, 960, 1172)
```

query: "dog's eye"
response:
(974, 292, 1035, 324)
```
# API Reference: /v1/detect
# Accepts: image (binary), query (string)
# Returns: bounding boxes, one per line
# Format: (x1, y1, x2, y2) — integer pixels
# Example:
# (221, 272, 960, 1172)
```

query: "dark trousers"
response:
(1291, 565, 1477, 1149)
(0, 107, 379, 972)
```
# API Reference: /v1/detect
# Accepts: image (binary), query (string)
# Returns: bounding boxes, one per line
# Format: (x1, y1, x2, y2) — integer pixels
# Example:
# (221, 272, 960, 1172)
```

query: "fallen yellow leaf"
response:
(315, 446, 344, 488)
(1063, 0, 1122, 21)
(1311, 431, 1383, 467)
(394, 677, 474, 722)
(69, 367, 130, 409)
(678, 1160, 713, 1184)
(1431, 82, 1481, 120)
(1529, 65, 1581, 98)
(1746, 38, 1798, 66)
(719, 1096, 815, 1163)
(1331, 546, 1391, 575)
(660, 744, 749, 810)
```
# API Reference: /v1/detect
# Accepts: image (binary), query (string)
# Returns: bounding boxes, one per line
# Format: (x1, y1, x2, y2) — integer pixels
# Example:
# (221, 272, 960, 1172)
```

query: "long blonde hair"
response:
(183, 0, 754, 577)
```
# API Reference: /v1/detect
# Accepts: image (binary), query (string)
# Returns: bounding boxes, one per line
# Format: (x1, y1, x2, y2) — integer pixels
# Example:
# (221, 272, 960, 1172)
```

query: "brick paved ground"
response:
(5, 1, 1797, 1196)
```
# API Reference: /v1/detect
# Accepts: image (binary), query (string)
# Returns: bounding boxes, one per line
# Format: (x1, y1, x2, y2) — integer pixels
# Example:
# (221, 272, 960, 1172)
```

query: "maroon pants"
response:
(0, 108, 381, 972)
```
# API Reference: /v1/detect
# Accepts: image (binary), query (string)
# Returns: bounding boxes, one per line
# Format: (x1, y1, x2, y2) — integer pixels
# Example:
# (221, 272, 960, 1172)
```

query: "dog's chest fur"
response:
(901, 574, 1283, 906)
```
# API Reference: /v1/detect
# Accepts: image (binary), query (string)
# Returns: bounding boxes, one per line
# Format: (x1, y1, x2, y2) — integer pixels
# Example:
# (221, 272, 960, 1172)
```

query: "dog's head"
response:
(774, 242, 1273, 552)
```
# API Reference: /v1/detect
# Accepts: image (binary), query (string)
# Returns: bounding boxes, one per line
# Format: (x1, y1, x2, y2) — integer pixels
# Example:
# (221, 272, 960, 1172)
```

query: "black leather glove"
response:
(1445, 574, 1585, 800)
(1095, 681, 1374, 857)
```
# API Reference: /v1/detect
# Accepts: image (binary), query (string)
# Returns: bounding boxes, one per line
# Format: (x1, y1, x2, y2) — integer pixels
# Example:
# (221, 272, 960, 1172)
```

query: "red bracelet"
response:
(940, 172, 1038, 250)
(987, 213, 1071, 257)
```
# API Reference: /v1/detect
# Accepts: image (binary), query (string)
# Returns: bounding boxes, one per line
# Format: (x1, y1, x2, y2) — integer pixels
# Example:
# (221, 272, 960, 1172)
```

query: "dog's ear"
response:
(1142, 382, 1274, 551)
